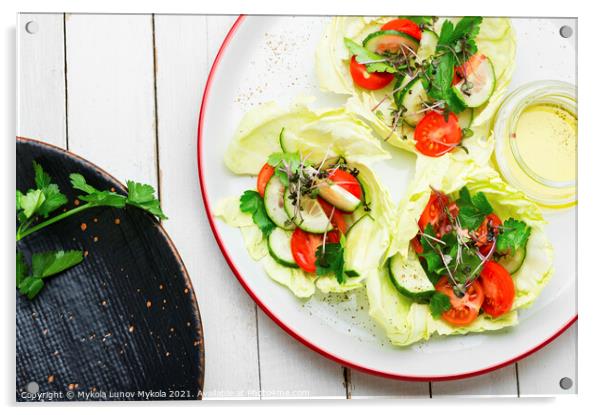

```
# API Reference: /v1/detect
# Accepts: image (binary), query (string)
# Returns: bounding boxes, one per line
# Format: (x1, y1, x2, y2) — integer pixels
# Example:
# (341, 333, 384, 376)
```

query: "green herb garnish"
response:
(16, 161, 166, 299)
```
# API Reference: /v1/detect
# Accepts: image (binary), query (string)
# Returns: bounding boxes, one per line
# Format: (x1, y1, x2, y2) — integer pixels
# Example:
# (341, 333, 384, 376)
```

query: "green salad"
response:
(316, 16, 516, 164)
(216, 16, 554, 346)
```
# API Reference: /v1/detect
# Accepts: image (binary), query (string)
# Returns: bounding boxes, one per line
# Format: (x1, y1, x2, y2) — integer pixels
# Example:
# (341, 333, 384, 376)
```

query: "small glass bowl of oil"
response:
(494, 81, 577, 208)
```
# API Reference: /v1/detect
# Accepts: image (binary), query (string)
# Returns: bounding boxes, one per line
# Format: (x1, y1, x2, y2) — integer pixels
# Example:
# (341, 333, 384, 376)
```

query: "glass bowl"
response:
(493, 80, 577, 208)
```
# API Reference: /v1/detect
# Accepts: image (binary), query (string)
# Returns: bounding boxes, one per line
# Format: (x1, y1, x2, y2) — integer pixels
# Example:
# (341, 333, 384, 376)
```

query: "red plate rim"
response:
(196, 14, 577, 382)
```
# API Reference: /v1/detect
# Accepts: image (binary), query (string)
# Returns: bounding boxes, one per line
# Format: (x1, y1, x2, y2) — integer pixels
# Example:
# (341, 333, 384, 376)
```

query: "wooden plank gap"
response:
(514, 363, 520, 398)
(150, 13, 162, 204)
(343, 367, 351, 399)
(62, 13, 69, 149)
(255, 305, 263, 399)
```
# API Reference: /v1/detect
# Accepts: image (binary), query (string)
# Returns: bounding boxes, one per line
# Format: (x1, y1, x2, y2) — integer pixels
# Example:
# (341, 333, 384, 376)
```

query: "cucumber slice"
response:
(416, 29, 438, 63)
(457, 108, 474, 130)
(342, 215, 376, 278)
(317, 183, 361, 212)
(264, 176, 295, 230)
(400, 77, 428, 127)
(283, 191, 333, 234)
(452, 55, 496, 108)
(363, 30, 419, 55)
(388, 252, 435, 301)
(267, 227, 298, 268)
(498, 247, 527, 275)
(279, 128, 296, 153)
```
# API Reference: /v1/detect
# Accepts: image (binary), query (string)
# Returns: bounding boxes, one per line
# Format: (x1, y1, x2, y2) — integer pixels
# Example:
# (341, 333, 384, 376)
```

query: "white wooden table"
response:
(17, 13, 577, 398)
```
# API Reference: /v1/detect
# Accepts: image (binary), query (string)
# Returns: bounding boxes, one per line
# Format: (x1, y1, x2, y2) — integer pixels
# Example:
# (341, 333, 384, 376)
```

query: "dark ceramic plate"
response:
(16, 138, 204, 401)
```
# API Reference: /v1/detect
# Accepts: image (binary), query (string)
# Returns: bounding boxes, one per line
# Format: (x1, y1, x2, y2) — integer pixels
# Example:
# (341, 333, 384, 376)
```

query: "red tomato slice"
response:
(474, 213, 502, 255)
(328, 168, 363, 199)
(291, 228, 323, 273)
(317, 198, 349, 244)
(414, 111, 463, 157)
(410, 236, 424, 254)
(453, 53, 488, 85)
(256, 163, 275, 198)
(479, 261, 515, 318)
(349, 56, 394, 90)
(381, 18, 422, 40)
(418, 191, 458, 238)
(436, 277, 484, 327)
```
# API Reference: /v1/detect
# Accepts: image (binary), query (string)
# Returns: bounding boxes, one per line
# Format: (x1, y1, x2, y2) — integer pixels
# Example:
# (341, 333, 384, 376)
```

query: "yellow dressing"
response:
(514, 104, 577, 183)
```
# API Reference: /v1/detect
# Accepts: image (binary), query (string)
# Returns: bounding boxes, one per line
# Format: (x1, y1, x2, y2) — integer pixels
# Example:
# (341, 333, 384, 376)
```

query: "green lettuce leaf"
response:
(224, 97, 389, 175)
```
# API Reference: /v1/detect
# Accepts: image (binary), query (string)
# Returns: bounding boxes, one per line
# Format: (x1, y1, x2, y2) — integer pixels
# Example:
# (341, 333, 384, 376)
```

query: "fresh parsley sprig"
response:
(16, 161, 166, 300)
(239, 190, 276, 237)
(315, 240, 346, 284)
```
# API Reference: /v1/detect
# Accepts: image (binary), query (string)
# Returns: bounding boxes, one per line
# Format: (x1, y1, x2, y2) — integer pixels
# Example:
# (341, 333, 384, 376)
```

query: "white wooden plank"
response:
(256, 311, 346, 399)
(17, 13, 66, 147)
(65, 14, 157, 187)
(349, 371, 429, 398)
(153, 14, 260, 399)
(518, 323, 577, 396)
(431, 365, 518, 397)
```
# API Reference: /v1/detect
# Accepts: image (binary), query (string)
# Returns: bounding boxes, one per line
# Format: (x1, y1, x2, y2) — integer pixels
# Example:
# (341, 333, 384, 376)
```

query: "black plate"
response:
(16, 138, 204, 401)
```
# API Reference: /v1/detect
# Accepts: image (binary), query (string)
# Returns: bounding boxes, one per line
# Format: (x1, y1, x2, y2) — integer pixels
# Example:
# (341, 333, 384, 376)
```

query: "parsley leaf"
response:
(70, 174, 166, 218)
(456, 186, 493, 230)
(19, 189, 45, 219)
(267, 146, 302, 186)
(16, 250, 84, 300)
(31, 250, 84, 279)
(33, 161, 52, 188)
(429, 291, 451, 319)
(424, 17, 483, 113)
(343, 38, 397, 73)
(437, 17, 482, 60)
(496, 218, 531, 254)
(16, 251, 28, 285)
(239, 190, 276, 237)
(126, 181, 167, 219)
(69, 173, 126, 208)
(315, 242, 346, 284)
(37, 184, 68, 217)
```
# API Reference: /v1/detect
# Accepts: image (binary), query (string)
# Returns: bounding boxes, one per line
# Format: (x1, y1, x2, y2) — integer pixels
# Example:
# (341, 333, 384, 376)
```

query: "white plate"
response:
(198, 16, 577, 380)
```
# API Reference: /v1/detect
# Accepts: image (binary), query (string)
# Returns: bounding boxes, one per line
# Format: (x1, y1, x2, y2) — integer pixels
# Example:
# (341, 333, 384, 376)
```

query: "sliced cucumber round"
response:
(267, 227, 298, 268)
(400, 77, 428, 127)
(317, 182, 361, 213)
(498, 246, 527, 275)
(264, 176, 295, 230)
(363, 30, 419, 55)
(416, 29, 438, 63)
(283, 190, 333, 234)
(457, 108, 474, 130)
(388, 252, 435, 302)
(452, 55, 496, 108)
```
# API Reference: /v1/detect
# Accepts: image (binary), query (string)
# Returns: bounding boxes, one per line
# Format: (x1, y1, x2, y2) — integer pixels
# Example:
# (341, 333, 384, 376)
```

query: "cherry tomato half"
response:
(349, 56, 394, 90)
(436, 277, 484, 327)
(474, 213, 502, 256)
(414, 111, 463, 157)
(318, 198, 349, 244)
(479, 261, 515, 318)
(418, 191, 458, 238)
(381, 18, 422, 41)
(256, 163, 275, 198)
(328, 168, 363, 199)
(453, 53, 488, 85)
(290, 228, 323, 273)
